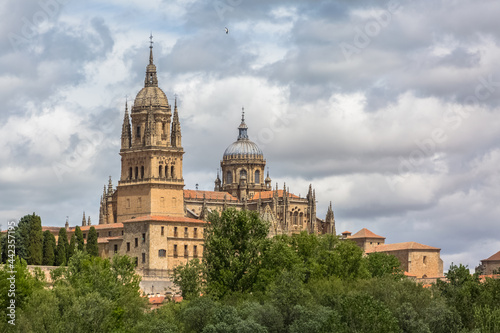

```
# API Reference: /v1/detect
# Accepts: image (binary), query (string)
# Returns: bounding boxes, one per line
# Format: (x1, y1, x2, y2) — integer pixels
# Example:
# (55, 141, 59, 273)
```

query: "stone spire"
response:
(144, 33, 158, 87)
(65, 217, 69, 230)
(214, 168, 221, 191)
(171, 96, 182, 147)
(121, 100, 131, 149)
(265, 168, 271, 189)
(325, 201, 336, 235)
(107, 176, 113, 196)
(82, 211, 86, 226)
(87, 216, 91, 226)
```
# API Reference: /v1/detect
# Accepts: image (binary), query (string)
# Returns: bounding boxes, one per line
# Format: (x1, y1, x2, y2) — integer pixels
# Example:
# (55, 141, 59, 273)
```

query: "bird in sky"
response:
(225, 27, 228, 34)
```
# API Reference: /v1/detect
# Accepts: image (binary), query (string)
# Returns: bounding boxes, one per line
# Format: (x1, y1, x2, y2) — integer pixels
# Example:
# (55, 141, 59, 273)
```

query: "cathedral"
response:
(77, 40, 336, 272)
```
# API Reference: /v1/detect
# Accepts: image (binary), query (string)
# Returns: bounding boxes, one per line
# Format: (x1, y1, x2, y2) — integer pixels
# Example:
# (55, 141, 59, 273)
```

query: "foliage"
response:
(42, 230, 56, 266)
(203, 208, 269, 297)
(14, 215, 31, 261)
(86, 226, 98, 257)
(55, 228, 68, 266)
(68, 233, 76, 260)
(365, 252, 404, 279)
(74, 226, 84, 252)
(173, 258, 204, 300)
(27, 214, 43, 265)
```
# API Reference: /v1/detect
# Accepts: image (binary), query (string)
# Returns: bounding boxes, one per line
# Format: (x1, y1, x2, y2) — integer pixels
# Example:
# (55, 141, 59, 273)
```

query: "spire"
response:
(237, 107, 249, 140)
(65, 216, 69, 230)
(87, 216, 91, 226)
(144, 34, 158, 87)
(121, 99, 132, 149)
(171, 95, 182, 147)
(145, 99, 156, 146)
(107, 176, 113, 195)
(82, 211, 86, 226)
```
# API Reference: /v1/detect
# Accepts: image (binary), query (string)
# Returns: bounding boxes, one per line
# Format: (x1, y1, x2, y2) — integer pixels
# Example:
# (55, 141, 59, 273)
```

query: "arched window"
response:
(254, 170, 260, 184)
(159, 165, 163, 178)
(135, 167, 138, 179)
(129, 167, 132, 180)
(299, 213, 303, 225)
(141, 166, 144, 179)
(136, 126, 140, 138)
(226, 171, 232, 184)
(293, 211, 298, 225)
(240, 169, 247, 179)
(171, 166, 175, 179)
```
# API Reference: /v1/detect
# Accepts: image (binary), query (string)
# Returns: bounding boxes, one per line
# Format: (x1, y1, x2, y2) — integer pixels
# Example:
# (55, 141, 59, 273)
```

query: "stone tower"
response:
(216, 109, 271, 200)
(111, 37, 185, 223)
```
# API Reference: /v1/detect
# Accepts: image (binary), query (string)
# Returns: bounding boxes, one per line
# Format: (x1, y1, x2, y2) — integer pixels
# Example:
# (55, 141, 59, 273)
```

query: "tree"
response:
(86, 226, 98, 257)
(42, 230, 56, 266)
(27, 213, 43, 265)
(365, 252, 404, 279)
(172, 258, 204, 300)
(203, 208, 269, 297)
(74, 226, 84, 252)
(68, 233, 76, 260)
(15, 214, 32, 261)
(55, 228, 68, 266)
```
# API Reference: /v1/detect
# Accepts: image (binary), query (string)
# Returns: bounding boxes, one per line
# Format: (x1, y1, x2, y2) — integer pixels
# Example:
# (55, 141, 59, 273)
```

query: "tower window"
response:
(171, 166, 175, 179)
(226, 171, 232, 184)
(136, 126, 140, 138)
(159, 165, 163, 178)
(142, 253, 146, 263)
(135, 167, 138, 179)
(141, 166, 144, 179)
(184, 245, 188, 257)
(240, 169, 247, 179)
(255, 170, 260, 184)
(161, 226, 164, 236)
(158, 249, 166, 257)
(129, 167, 132, 179)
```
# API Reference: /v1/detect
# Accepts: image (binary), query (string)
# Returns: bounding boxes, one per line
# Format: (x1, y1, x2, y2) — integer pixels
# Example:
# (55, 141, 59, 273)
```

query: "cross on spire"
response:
(149, 33, 154, 48)
(241, 107, 245, 122)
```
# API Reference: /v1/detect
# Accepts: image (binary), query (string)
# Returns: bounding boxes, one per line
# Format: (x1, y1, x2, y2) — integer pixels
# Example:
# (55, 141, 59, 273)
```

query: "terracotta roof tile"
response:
(68, 223, 124, 232)
(366, 242, 440, 253)
(404, 271, 417, 277)
(184, 190, 238, 201)
(342, 231, 352, 234)
(250, 190, 300, 200)
(149, 296, 165, 304)
(349, 228, 385, 239)
(123, 215, 205, 224)
(482, 250, 500, 262)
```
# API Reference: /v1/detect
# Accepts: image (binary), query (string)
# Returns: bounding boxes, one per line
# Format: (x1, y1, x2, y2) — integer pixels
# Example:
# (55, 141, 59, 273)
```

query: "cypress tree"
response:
(15, 215, 32, 261)
(27, 213, 43, 265)
(42, 230, 56, 265)
(75, 226, 84, 252)
(68, 233, 76, 260)
(86, 226, 99, 257)
(55, 228, 68, 266)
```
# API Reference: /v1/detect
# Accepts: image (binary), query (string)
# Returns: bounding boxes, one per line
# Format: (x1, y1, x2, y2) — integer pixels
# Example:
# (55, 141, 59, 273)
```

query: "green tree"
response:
(27, 213, 43, 265)
(68, 233, 76, 260)
(15, 214, 32, 261)
(203, 208, 269, 297)
(86, 226, 98, 257)
(74, 226, 84, 252)
(172, 258, 204, 300)
(365, 252, 404, 279)
(55, 228, 68, 266)
(42, 230, 56, 266)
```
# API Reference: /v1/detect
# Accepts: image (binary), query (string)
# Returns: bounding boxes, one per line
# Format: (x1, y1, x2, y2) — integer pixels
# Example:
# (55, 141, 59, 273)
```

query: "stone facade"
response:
(348, 228, 444, 280)
(477, 251, 500, 275)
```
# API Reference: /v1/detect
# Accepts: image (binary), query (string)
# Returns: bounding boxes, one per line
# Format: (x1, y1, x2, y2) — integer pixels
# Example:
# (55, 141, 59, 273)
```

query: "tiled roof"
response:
(149, 296, 165, 305)
(250, 190, 300, 200)
(42, 226, 64, 232)
(404, 271, 417, 277)
(482, 250, 500, 262)
(68, 223, 124, 232)
(123, 215, 205, 224)
(366, 242, 440, 253)
(349, 228, 385, 239)
(342, 231, 352, 234)
(184, 190, 238, 201)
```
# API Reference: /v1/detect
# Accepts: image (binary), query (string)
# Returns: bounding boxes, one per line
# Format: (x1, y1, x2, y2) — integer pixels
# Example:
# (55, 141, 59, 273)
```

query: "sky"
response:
(1, 0, 500, 271)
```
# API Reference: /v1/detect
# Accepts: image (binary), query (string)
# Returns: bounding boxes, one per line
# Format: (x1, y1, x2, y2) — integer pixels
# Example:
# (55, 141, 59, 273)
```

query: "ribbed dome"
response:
(133, 86, 169, 111)
(224, 140, 263, 158)
(223, 110, 263, 158)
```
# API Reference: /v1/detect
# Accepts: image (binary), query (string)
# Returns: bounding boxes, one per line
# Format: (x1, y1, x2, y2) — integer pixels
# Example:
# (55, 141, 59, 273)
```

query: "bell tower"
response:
(113, 36, 185, 223)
